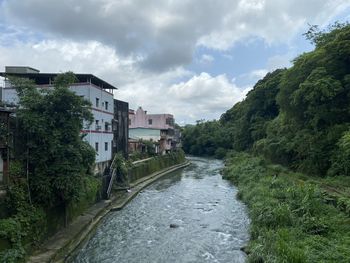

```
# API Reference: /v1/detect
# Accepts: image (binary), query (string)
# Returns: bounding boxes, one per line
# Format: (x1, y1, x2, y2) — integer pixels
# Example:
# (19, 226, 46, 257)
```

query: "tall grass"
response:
(224, 152, 350, 262)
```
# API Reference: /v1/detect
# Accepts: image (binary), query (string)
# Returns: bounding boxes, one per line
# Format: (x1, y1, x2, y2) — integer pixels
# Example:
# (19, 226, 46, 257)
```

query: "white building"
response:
(0, 66, 117, 173)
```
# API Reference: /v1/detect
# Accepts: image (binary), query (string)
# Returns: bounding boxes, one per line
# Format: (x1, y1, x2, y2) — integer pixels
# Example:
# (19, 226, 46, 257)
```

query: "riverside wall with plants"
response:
(0, 175, 101, 263)
(223, 152, 350, 263)
(128, 150, 186, 183)
(0, 72, 101, 263)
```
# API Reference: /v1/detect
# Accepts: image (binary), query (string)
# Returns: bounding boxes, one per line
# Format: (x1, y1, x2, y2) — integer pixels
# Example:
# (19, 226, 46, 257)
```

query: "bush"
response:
(328, 131, 350, 176)
(214, 147, 227, 159)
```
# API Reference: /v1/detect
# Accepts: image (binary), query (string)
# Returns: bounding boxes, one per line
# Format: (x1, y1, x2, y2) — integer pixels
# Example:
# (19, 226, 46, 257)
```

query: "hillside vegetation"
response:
(183, 23, 350, 177)
(182, 23, 350, 262)
(224, 152, 350, 262)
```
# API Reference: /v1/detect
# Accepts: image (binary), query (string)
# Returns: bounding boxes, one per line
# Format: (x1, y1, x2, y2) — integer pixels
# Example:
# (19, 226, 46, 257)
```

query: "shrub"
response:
(328, 131, 350, 176)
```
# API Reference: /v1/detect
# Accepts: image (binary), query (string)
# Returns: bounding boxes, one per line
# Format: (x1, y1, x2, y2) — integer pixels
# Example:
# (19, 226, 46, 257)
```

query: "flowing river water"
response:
(72, 157, 250, 263)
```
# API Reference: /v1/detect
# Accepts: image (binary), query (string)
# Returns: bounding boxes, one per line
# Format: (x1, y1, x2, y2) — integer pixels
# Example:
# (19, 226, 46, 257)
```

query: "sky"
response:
(0, 0, 349, 125)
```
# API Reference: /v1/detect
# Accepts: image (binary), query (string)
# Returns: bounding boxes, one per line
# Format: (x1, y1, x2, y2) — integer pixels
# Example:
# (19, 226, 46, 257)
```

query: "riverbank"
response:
(27, 160, 190, 263)
(223, 152, 350, 262)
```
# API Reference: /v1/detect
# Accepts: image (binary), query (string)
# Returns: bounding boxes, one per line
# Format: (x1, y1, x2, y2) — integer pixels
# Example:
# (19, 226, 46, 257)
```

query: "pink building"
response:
(129, 107, 175, 153)
(129, 107, 174, 130)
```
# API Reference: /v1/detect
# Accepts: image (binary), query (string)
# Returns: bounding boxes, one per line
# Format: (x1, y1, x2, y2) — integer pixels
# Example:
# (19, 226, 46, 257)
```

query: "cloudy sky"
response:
(0, 0, 349, 124)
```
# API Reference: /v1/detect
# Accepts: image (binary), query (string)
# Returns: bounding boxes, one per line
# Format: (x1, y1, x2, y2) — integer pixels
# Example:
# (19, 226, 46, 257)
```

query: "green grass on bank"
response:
(223, 152, 350, 263)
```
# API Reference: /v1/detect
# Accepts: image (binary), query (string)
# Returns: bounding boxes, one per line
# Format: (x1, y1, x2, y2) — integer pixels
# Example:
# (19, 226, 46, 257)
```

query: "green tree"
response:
(183, 23, 350, 176)
(11, 72, 95, 224)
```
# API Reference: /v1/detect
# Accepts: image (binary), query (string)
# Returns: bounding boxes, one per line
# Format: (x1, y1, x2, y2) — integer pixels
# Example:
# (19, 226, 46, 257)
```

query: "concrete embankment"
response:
(27, 160, 190, 263)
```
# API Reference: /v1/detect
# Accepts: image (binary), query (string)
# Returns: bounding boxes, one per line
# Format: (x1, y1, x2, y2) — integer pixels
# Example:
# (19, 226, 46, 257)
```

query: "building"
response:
(129, 107, 175, 154)
(0, 66, 121, 173)
(0, 108, 12, 185)
(113, 99, 129, 158)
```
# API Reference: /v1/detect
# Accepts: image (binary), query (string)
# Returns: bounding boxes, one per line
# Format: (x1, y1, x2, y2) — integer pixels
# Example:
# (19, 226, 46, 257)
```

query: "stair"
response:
(106, 155, 118, 199)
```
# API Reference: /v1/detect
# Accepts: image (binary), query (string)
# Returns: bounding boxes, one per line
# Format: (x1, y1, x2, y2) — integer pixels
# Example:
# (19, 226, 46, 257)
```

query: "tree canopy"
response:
(11, 72, 96, 206)
(182, 23, 350, 176)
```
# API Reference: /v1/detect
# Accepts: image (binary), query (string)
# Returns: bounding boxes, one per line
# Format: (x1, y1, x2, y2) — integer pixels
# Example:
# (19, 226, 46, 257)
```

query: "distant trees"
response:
(182, 22, 350, 176)
(182, 121, 229, 158)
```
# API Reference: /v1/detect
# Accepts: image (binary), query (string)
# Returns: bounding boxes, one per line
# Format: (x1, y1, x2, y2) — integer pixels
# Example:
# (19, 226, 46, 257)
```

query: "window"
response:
(166, 118, 174, 126)
(96, 98, 99, 107)
(105, 122, 109, 131)
(95, 120, 101, 130)
(128, 119, 131, 125)
(105, 142, 108, 151)
(105, 101, 108, 110)
(148, 119, 153, 125)
(95, 142, 99, 152)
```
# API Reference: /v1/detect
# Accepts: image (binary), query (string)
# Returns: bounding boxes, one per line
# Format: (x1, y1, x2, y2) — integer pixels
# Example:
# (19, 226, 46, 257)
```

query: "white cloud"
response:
(250, 69, 269, 80)
(266, 53, 294, 70)
(1, 0, 349, 70)
(168, 72, 248, 121)
(0, 38, 216, 123)
(235, 68, 269, 85)
(198, 0, 350, 49)
(1, 0, 349, 124)
(0, 39, 141, 87)
(198, 54, 214, 65)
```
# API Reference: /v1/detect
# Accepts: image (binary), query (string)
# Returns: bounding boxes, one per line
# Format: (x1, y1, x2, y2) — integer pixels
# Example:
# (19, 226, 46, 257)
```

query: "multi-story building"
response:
(129, 107, 175, 154)
(0, 66, 124, 173)
(113, 99, 129, 158)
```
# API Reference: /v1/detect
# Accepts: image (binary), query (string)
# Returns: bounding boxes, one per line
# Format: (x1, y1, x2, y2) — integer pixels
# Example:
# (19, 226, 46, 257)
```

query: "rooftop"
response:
(0, 67, 117, 90)
(0, 108, 13, 114)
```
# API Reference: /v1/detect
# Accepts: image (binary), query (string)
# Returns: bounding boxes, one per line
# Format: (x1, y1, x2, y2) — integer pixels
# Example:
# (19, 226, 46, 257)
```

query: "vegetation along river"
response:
(72, 157, 250, 263)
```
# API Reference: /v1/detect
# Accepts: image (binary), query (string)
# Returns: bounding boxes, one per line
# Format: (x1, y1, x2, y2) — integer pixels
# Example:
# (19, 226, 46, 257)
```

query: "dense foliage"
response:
(12, 73, 96, 206)
(183, 23, 350, 176)
(182, 120, 229, 158)
(0, 73, 98, 262)
(223, 152, 350, 262)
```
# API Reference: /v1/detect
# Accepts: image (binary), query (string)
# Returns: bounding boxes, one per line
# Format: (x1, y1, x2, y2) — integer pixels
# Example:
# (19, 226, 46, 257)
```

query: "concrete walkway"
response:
(27, 161, 190, 263)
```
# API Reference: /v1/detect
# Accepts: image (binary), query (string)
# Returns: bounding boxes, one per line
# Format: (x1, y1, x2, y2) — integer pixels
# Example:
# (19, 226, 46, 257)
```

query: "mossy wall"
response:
(67, 176, 102, 222)
(128, 151, 185, 183)
(44, 176, 101, 237)
(0, 176, 101, 263)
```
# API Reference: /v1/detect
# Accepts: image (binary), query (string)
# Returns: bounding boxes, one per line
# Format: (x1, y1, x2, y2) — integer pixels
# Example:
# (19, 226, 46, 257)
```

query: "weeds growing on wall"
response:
(0, 179, 46, 263)
(0, 169, 101, 263)
(128, 150, 185, 183)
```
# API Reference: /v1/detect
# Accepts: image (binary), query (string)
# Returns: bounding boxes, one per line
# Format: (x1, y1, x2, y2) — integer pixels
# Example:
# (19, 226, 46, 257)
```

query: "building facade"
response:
(70, 84, 114, 172)
(113, 99, 129, 158)
(129, 107, 175, 154)
(0, 66, 122, 173)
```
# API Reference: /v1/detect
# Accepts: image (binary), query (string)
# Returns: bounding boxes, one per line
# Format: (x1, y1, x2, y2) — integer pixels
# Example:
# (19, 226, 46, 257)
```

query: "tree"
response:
(303, 22, 349, 47)
(11, 72, 96, 224)
(183, 23, 350, 176)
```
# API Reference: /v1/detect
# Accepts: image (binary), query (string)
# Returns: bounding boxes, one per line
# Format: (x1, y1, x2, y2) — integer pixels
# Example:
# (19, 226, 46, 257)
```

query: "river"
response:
(72, 157, 250, 263)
